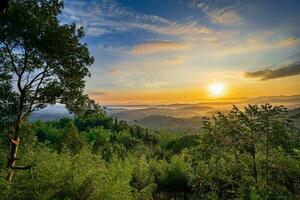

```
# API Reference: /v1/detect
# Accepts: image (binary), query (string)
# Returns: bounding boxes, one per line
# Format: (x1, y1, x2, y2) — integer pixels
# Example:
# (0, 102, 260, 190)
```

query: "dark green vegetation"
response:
(0, 104, 300, 199)
(0, 0, 93, 181)
(1, 1, 300, 199)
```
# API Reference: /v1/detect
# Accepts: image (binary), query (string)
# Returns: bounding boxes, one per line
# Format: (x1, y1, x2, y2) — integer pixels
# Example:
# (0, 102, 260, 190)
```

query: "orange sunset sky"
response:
(61, 0, 300, 104)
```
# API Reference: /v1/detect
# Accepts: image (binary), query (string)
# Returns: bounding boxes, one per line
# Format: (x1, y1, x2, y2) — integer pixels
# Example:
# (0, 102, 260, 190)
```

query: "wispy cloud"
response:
(187, 0, 245, 25)
(108, 68, 121, 75)
(131, 40, 190, 55)
(209, 8, 242, 25)
(215, 37, 299, 56)
(188, 1, 209, 11)
(164, 56, 186, 65)
(62, 0, 211, 37)
(129, 21, 211, 35)
(245, 62, 300, 80)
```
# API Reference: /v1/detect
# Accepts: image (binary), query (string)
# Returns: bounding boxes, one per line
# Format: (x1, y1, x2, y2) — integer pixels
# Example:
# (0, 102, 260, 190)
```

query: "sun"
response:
(209, 83, 225, 97)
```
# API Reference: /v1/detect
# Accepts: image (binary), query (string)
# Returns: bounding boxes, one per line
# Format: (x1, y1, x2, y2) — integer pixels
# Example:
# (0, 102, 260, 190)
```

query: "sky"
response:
(60, 0, 300, 104)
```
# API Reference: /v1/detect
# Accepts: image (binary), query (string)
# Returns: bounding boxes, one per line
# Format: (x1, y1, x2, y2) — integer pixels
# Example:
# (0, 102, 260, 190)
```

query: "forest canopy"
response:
(0, 104, 299, 199)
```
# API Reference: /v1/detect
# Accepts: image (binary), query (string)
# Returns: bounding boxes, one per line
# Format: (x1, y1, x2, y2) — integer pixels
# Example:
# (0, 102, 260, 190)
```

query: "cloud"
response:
(165, 56, 185, 65)
(85, 27, 112, 36)
(62, 0, 211, 37)
(189, 1, 209, 11)
(245, 62, 300, 80)
(131, 40, 190, 55)
(189, 0, 251, 25)
(108, 68, 121, 75)
(209, 8, 242, 25)
(215, 36, 300, 56)
(128, 21, 211, 36)
(277, 37, 300, 47)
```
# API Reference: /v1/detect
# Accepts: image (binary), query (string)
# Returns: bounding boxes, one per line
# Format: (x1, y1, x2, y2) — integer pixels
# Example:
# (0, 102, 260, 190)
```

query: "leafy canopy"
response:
(0, 0, 94, 124)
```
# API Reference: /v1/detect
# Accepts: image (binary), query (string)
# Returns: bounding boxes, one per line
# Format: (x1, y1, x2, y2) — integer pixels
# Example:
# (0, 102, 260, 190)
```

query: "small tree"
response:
(0, 0, 94, 181)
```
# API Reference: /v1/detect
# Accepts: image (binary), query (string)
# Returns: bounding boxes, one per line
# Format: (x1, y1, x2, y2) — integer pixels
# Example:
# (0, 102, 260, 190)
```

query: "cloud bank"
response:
(245, 62, 300, 80)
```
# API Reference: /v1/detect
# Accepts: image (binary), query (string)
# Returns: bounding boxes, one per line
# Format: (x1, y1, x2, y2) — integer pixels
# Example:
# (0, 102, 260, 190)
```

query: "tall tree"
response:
(0, 0, 94, 181)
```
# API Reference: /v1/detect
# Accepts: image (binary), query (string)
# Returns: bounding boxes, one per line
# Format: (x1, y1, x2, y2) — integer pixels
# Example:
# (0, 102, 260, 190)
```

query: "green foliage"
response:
(0, 145, 135, 200)
(166, 135, 199, 154)
(56, 121, 86, 154)
(0, 0, 96, 181)
(158, 154, 191, 196)
(191, 104, 300, 199)
(75, 114, 113, 131)
(0, 104, 299, 199)
(2, 1, 299, 199)
(131, 156, 157, 200)
(0, 0, 94, 117)
(0, 72, 17, 131)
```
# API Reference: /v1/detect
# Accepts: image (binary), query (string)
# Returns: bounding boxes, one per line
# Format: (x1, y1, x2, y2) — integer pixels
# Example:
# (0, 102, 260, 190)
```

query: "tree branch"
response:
(24, 71, 45, 89)
(23, 67, 49, 118)
(2, 41, 19, 76)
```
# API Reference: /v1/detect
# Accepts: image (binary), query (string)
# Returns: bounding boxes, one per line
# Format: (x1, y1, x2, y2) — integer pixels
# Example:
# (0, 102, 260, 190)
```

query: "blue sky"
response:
(60, 0, 300, 104)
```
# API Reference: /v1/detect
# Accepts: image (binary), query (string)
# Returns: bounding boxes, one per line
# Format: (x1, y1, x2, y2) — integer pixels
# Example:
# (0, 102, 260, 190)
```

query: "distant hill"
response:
(29, 104, 73, 122)
(137, 115, 203, 133)
(136, 108, 300, 131)
(28, 97, 300, 130)
(29, 112, 73, 122)
(109, 106, 216, 122)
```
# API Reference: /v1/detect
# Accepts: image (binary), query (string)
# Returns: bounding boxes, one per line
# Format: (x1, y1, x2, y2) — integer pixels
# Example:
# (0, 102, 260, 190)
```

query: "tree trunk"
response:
(6, 117, 21, 182)
(6, 137, 20, 181)
(6, 91, 24, 182)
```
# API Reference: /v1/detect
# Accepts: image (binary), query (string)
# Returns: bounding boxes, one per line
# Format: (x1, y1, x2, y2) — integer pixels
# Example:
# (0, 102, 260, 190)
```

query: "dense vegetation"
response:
(1, 1, 300, 199)
(0, 104, 299, 199)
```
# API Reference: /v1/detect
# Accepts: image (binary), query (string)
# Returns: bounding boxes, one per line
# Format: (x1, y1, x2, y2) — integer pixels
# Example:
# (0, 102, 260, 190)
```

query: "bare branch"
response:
(23, 67, 49, 117)
(24, 68, 53, 90)
(24, 71, 45, 89)
(24, 70, 33, 86)
(2, 41, 19, 76)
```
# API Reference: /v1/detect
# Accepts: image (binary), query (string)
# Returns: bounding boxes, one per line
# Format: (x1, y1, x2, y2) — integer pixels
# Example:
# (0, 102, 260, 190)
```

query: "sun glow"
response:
(209, 83, 225, 97)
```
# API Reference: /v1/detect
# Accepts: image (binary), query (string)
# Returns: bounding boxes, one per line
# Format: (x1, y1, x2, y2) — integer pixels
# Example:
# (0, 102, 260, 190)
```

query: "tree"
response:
(198, 104, 299, 198)
(158, 155, 191, 199)
(0, 0, 94, 181)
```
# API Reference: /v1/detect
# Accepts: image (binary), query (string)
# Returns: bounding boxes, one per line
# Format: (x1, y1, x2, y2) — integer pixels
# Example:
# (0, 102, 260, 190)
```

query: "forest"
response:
(1, 0, 300, 199)
(1, 104, 300, 199)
